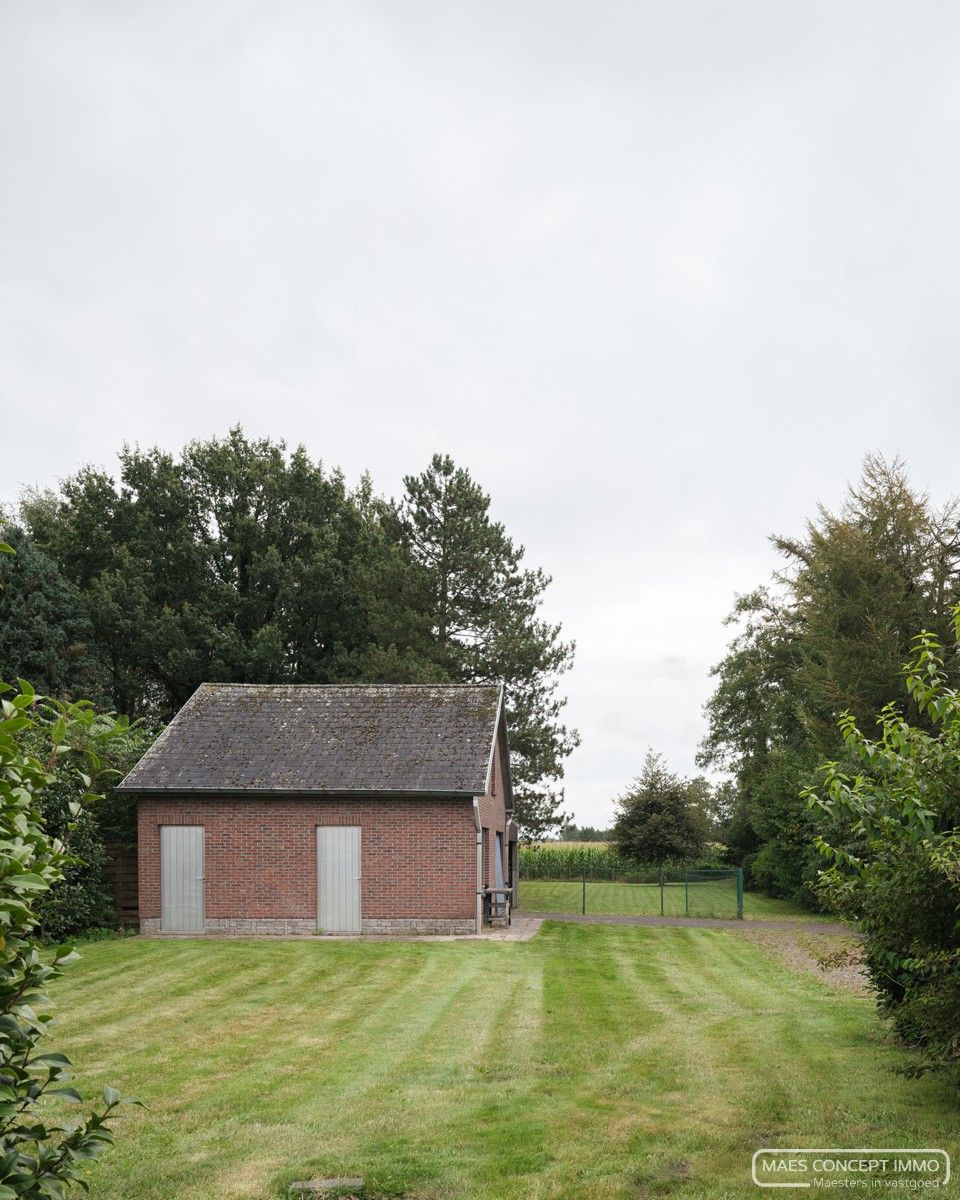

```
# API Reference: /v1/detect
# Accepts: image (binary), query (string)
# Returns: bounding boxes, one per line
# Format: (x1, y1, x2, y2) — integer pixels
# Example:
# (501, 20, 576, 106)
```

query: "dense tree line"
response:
(700, 456, 960, 904)
(1, 429, 577, 838)
(558, 822, 612, 842)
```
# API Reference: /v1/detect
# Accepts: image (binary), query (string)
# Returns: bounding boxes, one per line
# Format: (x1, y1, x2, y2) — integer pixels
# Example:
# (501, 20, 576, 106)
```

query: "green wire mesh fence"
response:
(517, 865, 744, 920)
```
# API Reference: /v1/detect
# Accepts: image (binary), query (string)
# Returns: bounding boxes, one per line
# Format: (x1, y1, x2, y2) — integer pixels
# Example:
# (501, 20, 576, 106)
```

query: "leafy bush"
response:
(735, 747, 824, 906)
(37, 810, 114, 943)
(0, 678, 139, 1194)
(807, 611, 960, 1076)
(22, 711, 155, 942)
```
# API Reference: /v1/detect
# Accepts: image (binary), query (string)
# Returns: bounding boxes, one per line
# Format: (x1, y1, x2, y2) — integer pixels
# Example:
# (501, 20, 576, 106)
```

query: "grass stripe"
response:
(46, 927, 960, 1200)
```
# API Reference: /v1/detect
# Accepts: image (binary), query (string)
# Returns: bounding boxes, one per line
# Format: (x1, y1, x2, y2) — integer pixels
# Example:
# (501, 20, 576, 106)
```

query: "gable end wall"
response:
(476, 725, 511, 889)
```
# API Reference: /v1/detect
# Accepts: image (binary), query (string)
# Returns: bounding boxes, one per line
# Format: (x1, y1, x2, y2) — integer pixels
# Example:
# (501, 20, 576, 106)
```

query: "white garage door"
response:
(160, 825, 205, 933)
(317, 826, 361, 933)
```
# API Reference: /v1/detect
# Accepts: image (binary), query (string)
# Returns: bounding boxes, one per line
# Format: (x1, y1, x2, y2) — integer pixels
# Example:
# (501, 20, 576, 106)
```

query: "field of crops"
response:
(520, 842, 727, 880)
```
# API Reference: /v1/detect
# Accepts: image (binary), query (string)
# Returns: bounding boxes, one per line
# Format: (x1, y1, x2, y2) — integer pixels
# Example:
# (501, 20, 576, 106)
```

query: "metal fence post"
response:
(737, 867, 744, 919)
(582, 869, 587, 915)
(684, 867, 689, 917)
(659, 865, 664, 916)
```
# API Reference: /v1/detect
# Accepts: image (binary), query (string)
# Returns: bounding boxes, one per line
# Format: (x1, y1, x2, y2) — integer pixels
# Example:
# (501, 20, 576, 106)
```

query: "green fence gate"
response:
(517, 865, 744, 920)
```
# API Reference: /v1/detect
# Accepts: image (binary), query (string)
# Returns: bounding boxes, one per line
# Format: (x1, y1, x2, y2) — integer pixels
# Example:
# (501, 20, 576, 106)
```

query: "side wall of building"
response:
(476, 722, 511, 890)
(138, 795, 477, 936)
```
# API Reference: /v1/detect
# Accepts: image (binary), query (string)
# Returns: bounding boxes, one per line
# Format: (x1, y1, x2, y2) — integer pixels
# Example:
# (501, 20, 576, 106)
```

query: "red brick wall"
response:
(138, 796, 476, 922)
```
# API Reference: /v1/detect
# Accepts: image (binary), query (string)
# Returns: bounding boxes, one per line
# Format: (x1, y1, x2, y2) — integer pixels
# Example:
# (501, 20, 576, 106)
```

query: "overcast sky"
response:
(3, 2, 960, 825)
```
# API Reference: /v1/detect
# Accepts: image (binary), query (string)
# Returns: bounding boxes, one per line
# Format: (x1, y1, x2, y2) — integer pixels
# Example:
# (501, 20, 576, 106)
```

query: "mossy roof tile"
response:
(119, 683, 503, 796)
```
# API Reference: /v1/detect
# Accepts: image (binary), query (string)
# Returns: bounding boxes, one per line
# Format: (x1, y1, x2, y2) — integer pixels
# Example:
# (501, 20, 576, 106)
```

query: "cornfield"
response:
(519, 842, 728, 880)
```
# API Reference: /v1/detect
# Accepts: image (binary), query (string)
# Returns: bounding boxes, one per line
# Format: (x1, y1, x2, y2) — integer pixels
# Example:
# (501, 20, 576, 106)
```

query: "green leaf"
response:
(3, 873, 48, 891)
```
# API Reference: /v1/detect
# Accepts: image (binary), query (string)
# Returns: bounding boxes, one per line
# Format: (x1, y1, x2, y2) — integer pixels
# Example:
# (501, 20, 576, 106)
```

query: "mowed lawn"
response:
(50, 925, 955, 1200)
(517, 880, 811, 921)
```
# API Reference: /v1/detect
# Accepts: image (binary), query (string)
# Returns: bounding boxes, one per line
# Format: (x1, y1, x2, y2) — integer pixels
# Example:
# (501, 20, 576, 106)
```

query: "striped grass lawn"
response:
(50, 924, 956, 1199)
(517, 880, 812, 921)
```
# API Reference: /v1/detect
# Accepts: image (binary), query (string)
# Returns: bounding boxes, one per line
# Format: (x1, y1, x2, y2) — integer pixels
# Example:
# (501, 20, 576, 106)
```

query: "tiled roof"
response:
(118, 683, 503, 796)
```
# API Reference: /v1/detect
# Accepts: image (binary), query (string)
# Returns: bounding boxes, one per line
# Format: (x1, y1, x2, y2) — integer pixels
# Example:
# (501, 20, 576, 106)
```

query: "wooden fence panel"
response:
(104, 841, 139, 927)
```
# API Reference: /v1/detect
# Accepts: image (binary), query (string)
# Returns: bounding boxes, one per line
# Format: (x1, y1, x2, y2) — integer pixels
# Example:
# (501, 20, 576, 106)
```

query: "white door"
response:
(160, 826, 205, 933)
(317, 826, 361, 933)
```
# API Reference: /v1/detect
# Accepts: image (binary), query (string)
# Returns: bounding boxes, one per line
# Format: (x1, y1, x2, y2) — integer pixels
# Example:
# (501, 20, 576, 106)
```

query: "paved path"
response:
(524, 911, 853, 935)
(410, 915, 543, 943)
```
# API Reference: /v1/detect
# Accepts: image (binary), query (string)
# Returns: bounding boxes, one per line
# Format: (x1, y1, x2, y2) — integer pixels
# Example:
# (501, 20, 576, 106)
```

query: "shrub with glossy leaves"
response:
(807, 608, 960, 1076)
(26, 713, 155, 943)
(0, 677, 139, 1196)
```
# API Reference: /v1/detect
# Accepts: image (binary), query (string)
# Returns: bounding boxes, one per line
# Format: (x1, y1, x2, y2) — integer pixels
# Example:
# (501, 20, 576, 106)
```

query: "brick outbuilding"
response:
(119, 683, 516, 936)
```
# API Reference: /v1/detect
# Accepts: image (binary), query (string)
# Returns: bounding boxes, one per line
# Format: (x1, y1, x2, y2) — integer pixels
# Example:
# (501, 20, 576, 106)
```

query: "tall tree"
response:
(611, 751, 708, 864)
(698, 588, 818, 899)
(774, 454, 960, 753)
(701, 456, 960, 904)
(398, 454, 578, 838)
(0, 525, 108, 702)
(22, 429, 437, 719)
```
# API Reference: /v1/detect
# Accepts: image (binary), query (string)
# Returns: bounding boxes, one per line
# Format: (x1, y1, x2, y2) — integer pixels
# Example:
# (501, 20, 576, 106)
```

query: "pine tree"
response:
(700, 455, 960, 903)
(399, 454, 578, 838)
(773, 454, 960, 751)
(611, 751, 707, 864)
